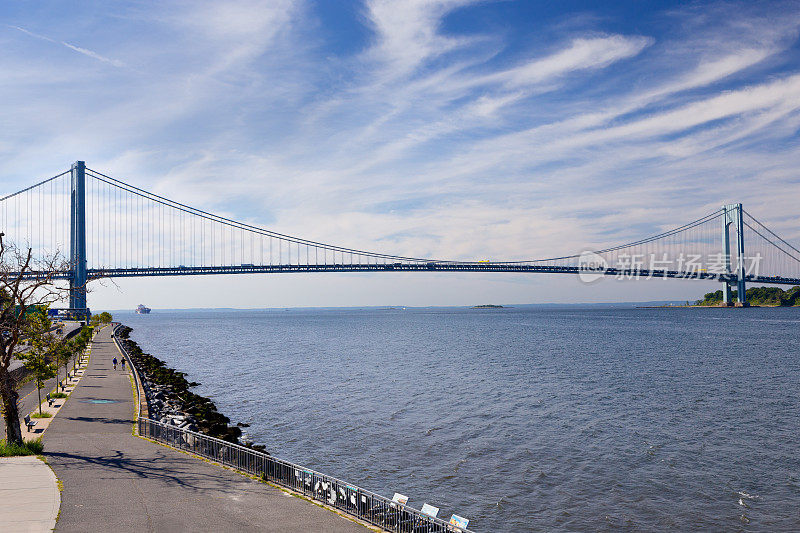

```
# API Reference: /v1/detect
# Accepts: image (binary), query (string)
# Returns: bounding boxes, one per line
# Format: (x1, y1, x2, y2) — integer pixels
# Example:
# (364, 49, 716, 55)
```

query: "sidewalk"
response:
(44, 326, 367, 532)
(0, 456, 60, 532)
(0, 341, 91, 532)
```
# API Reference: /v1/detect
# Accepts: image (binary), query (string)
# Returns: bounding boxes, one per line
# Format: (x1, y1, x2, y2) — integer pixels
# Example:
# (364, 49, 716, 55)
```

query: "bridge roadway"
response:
(19, 263, 800, 286)
(43, 326, 366, 532)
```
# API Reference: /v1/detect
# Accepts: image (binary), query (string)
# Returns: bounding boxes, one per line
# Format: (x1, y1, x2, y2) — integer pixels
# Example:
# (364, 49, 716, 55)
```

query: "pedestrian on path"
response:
(120, 358, 126, 371)
(112, 357, 117, 370)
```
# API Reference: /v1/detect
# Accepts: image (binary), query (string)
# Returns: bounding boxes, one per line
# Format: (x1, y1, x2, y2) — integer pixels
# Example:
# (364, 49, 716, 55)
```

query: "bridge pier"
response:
(69, 160, 88, 319)
(722, 203, 748, 307)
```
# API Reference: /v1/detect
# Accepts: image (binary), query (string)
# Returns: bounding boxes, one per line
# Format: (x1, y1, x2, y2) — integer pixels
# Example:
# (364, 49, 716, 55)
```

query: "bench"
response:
(46, 393, 54, 407)
(23, 414, 37, 432)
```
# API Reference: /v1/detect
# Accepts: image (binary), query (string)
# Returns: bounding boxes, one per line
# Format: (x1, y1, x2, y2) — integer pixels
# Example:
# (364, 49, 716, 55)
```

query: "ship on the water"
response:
(136, 304, 151, 314)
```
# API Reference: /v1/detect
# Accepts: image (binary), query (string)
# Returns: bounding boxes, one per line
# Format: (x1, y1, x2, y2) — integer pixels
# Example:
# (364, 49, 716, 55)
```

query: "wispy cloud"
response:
(11, 25, 125, 67)
(60, 42, 125, 67)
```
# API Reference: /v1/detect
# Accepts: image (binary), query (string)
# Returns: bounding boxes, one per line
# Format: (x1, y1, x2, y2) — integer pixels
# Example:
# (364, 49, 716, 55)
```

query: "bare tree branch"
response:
(0, 233, 73, 445)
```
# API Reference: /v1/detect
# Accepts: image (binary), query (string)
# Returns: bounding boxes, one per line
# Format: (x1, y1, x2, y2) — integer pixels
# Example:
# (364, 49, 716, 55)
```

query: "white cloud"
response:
(364, 0, 477, 77)
(489, 35, 653, 88)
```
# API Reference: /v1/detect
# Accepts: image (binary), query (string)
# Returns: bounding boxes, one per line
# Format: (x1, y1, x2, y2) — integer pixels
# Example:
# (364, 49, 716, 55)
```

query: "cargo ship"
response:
(136, 304, 151, 314)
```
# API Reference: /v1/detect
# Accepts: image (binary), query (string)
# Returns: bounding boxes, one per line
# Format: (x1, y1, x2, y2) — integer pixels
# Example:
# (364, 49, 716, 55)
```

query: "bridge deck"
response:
(21, 264, 800, 286)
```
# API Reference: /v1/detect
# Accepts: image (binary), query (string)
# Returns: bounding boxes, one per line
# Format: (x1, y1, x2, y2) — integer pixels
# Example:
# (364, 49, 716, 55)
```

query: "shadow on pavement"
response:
(45, 449, 259, 494)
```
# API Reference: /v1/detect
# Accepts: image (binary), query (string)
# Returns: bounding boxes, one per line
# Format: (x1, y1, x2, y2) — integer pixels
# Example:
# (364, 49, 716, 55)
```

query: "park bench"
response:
(46, 393, 55, 407)
(23, 414, 37, 432)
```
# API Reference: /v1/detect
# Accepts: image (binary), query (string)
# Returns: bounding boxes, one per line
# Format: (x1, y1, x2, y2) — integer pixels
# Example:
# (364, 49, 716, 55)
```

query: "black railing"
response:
(137, 417, 473, 533)
(112, 323, 148, 419)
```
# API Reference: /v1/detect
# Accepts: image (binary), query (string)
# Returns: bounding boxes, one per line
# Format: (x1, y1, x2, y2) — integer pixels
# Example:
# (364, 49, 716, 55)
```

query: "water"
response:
(122, 306, 800, 531)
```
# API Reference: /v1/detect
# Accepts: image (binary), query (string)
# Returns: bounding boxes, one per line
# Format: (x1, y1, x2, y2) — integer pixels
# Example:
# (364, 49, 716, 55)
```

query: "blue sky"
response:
(2, 0, 800, 308)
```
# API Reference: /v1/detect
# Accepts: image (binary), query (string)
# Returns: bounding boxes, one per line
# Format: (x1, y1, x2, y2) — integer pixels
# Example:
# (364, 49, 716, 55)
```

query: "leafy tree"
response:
(20, 310, 57, 415)
(68, 326, 93, 373)
(54, 341, 72, 391)
(98, 312, 113, 324)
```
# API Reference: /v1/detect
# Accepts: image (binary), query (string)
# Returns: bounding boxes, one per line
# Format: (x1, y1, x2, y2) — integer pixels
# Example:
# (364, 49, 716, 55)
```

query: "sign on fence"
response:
(421, 503, 440, 518)
(392, 493, 409, 506)
(450, 514, 470, 528)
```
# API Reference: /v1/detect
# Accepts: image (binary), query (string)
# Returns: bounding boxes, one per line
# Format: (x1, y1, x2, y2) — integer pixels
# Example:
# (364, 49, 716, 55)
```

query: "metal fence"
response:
(112, 324, 135, 410)
(137, 417, 474, 533)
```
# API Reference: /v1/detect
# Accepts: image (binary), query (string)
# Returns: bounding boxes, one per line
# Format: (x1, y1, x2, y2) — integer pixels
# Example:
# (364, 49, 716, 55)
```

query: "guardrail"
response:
(112, 323, 148, 420)
(137, 417, 474, 533)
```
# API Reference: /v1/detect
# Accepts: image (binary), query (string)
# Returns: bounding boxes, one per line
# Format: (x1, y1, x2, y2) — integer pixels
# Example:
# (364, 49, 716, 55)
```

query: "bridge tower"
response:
(721, 203, 747, 306)
(69, 160, 88, 315)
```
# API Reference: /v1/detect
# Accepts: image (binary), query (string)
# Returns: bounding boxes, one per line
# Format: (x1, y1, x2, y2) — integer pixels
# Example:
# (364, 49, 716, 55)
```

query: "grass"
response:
(31, 412, 53, 418)
(49, 392, 68, 399)
(0, 437, 44, 456)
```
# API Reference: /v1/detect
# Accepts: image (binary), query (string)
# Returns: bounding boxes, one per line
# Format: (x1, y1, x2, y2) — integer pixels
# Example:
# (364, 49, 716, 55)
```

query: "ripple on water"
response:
(126, 306, 800, 532)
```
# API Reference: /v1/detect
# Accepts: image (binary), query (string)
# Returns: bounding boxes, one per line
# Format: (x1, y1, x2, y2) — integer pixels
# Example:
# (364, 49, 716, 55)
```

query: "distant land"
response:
(471, 304, 505, 309)
(106, 301, 695, 313)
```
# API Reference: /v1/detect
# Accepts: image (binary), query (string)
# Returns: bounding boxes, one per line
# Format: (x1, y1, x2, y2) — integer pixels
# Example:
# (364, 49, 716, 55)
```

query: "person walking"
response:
(112, 357, 117, 370)
(120, 357, 126, 371)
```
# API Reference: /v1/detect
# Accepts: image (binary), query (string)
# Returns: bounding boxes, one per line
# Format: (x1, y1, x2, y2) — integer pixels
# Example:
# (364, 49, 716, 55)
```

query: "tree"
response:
(0, 233, 69, 445)
(98, 311, 112, 324)
(68, 326, 93, 374)
(54, 341, 72, 391)
(20, 310, 57, 415)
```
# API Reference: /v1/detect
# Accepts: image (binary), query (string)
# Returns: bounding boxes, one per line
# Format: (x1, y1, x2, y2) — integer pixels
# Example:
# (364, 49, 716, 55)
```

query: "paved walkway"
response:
(0, 456, 60, 532)
(44, 327, 367, 532)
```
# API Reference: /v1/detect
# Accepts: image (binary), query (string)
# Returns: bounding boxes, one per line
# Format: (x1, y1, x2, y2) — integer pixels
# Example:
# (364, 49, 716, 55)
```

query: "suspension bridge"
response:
(2, 161, 799, 314)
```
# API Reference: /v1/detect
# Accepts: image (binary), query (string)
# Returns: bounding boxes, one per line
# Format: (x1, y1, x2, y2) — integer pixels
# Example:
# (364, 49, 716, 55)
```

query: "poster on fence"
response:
(392, 493, 408, 506)
(420, 503, 439, 518)
(450, 514, 469, 528)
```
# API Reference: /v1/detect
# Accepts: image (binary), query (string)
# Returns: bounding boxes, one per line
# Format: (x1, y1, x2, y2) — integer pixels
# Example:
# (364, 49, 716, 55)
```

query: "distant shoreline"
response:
(106, 301, 695, 312)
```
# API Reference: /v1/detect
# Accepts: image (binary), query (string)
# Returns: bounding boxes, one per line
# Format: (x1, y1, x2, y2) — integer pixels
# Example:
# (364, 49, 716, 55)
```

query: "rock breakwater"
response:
(116, 325, 266, 451)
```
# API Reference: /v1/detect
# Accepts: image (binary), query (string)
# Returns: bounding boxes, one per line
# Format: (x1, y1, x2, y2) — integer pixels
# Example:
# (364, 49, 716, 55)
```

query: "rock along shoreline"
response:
(116, 325, 267, 453)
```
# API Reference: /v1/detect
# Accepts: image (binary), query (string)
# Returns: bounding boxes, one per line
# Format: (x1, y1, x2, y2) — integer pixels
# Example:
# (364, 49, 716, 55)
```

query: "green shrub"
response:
(0, 438, 44, 456)
(31, 412, 53, 418)
(50, 392, 68, 399)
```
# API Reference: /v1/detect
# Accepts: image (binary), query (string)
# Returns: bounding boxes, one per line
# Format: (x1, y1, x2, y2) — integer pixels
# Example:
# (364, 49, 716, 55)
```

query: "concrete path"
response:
(44, 327, 367, 532)
(0, 456, 60, 532)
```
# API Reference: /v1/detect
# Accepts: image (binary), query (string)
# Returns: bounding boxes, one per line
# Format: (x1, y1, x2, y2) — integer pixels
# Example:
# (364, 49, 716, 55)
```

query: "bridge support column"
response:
(69, 161, 88, 318)
(722, 203, 747, 307)
(722, 209, 733, 306)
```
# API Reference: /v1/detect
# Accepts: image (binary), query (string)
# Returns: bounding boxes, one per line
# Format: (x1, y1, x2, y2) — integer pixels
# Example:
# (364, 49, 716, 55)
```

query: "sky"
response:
(2, 0, 800, 309)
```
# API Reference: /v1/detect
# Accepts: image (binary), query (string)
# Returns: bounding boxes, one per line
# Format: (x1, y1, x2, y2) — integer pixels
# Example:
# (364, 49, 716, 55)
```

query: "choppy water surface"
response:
(124, 306, 800, 531)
